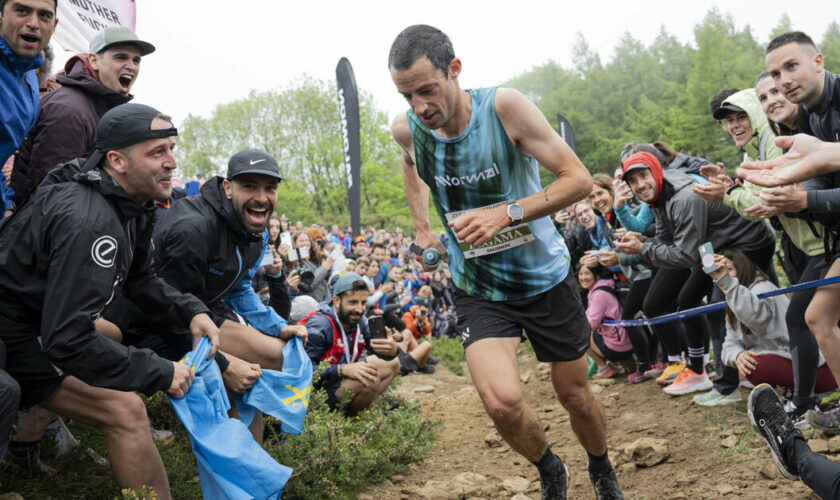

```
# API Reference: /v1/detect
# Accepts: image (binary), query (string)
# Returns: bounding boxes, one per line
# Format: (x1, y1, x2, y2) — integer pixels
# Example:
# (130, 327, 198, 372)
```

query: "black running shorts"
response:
(453, 272, 590, 362)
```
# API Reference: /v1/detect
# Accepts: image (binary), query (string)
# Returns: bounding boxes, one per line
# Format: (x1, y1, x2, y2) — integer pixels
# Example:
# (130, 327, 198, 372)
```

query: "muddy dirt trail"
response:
(363, 344, 821, 499)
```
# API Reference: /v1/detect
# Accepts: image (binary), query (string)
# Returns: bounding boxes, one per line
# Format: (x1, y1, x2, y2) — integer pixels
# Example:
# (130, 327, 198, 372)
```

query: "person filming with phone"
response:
(302, 273, 399, 414)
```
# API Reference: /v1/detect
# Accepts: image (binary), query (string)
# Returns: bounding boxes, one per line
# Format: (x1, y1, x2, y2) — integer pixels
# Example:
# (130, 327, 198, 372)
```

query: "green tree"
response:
(769, 13, 794, 40)
(176, 77, 408, 228)
(822, 20, 840, 74)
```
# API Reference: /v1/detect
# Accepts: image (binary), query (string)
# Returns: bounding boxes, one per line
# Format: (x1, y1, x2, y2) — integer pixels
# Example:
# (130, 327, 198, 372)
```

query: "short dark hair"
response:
(388, 24, 455, 76)
(709, 88, 738, 116)
(337, 280, 369, 298)
(0, 0, 58, 13)
(371, 243, 385, 252)
(766, 31, 818, 55)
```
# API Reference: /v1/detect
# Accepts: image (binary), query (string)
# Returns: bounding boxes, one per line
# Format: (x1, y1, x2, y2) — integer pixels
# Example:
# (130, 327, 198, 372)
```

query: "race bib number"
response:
(445, 201, 535, 259)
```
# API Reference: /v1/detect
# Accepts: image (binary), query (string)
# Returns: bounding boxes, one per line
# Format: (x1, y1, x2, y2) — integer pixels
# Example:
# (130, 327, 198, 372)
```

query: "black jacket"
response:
(0, 159, 208, 395)
(11, 56, 131, 206)
(799, 71, 840, 233)
(153, 176, 264, 321)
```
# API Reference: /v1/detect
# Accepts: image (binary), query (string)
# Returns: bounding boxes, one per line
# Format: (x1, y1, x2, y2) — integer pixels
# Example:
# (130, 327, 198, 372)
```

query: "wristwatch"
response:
(506, 201, 524, 226)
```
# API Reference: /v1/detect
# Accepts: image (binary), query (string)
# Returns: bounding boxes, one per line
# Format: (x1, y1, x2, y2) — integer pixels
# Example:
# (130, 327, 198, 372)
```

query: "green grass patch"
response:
(726, 429, 757, 455)
(430, 335, 466, 375)
(1, 389, 438, 500)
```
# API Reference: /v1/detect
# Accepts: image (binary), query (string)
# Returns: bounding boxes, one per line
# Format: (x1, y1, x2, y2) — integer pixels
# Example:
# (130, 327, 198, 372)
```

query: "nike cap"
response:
(84, 103, 176, 169)
(89, 26, 156, 56)
(226, 149, 283, 181)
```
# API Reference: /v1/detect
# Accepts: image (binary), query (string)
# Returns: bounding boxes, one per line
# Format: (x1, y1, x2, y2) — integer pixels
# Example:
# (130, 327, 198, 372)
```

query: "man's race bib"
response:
(445, 201, 535, 259)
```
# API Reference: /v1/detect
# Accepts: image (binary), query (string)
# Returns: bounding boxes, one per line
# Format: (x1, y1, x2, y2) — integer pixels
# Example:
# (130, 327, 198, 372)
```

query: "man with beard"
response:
(10, 26, 155, 210)
(303, 273, 399, 413)
(148, 149, 307, 384)
(0, 103, 219, 498)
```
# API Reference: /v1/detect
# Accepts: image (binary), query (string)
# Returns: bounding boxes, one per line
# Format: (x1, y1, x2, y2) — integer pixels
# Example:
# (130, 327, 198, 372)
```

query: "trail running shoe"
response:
(805, 407, 840, 434)
(593, 365, 617, 380)
(748, 384, 802, 480)
(628, 367, 651, 384)
(692, 388, 742, 406)
(663, 368, 712, 396)
(151, 427, 175, 446)
(655, 362, 684, 386)
(539, 460, 569, 500)
(589, 468, 624, 499)
(643, 361, 667, 378)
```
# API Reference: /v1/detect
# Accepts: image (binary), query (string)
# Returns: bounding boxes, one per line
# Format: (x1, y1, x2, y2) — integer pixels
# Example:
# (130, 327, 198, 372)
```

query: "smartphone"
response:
(368, 315, 386, 339)
(260, 245, 274, 266)
(699, 242, 716, 274)
(280, 232, 292, 248)
(298, 247, 310, 260)
(287, 247, 299, 262)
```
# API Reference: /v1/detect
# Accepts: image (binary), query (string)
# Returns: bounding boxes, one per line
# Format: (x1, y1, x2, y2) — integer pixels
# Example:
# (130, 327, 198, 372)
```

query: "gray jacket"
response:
(717, 273, 824, 367)
(640, 170, 774, 269)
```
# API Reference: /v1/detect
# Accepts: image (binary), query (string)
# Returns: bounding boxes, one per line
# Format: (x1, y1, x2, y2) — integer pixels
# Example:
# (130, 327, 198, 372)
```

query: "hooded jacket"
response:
(0, 35, 41, 162)
(11, 55, 132, 206)
(641, 169, 775, 269)
(720, 89, 782, 163)
(720, 89, 825, 257)
(153, 177, 288, 335)
(0, 159, 208, 395)
(716, 273, 824, 368)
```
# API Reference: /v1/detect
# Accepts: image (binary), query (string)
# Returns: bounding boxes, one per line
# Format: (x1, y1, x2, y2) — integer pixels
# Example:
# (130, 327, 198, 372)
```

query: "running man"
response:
(388, 25, 623, 500)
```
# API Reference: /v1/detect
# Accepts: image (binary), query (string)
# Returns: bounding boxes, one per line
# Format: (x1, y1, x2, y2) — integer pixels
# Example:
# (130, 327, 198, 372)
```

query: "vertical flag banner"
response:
(556, 114, 577, 154)
(336, 58, 362, 237)
(53, 0, 138, 54)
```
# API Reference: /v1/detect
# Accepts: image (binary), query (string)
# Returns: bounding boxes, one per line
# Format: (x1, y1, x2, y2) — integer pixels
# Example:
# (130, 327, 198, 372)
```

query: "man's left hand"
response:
(614, 232, 643, 255)
(448, 205, 510, 248)
(596, 250, 620, 267)
(757, 184, 808, 213)
(189, 313, 220, 359)
(371, 328, 398, 358)
(280, 324, 308, 345)
(691, 174, 733, 204)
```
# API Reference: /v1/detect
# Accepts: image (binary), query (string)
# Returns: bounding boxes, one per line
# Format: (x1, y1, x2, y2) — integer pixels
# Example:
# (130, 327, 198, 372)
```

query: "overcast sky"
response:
(67, 0, 838, 126)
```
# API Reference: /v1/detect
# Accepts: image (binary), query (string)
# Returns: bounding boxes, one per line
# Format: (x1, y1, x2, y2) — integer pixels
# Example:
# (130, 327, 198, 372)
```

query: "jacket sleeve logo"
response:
(91, 236, 118, 268)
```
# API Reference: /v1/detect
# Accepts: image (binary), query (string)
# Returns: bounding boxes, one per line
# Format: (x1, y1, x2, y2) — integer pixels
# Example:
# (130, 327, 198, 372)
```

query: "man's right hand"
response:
(167, 361, 196, 398)
(222, 357, 262, 393)
(342, 361, 379, 387)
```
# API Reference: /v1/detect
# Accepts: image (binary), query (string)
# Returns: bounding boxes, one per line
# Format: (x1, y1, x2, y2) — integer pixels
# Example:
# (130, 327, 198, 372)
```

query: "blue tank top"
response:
(407, 87, 569, 301)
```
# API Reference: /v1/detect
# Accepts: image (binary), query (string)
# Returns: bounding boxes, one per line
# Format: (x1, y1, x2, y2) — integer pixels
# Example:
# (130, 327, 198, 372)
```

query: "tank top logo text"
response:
(435, 163, 500, 187)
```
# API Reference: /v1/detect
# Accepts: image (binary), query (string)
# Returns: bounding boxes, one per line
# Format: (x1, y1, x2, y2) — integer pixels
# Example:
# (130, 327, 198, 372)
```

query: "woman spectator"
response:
(586, 175, 663, 383)
(291, 230, 332, 302)
(577, 262, 633, 380)
(755, 70, 798, 137)
(696, 250, 837, 406)
(430, 270, 453, 312)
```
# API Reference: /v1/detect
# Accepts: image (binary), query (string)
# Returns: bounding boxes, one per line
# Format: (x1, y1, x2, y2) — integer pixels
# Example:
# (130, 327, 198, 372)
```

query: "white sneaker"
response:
(663, 368, 713, 396)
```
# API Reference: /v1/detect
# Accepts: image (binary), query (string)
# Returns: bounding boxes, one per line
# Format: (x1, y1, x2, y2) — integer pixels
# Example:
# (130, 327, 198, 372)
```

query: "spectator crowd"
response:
(2, 1, 840, 498)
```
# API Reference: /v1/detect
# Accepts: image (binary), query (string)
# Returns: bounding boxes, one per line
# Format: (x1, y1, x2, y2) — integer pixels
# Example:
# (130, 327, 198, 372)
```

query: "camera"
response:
(409, 242, 443, 269)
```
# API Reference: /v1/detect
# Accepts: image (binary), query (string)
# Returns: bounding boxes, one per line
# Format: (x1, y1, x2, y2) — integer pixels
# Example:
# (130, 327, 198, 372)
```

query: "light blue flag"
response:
(235, 336, 313, 434)
(169, 338, 292, 500)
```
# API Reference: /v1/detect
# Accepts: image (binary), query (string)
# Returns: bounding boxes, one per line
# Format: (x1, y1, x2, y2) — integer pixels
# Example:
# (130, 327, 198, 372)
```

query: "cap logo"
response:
(91, 235, 118, 268)
(249, 159, 266, 165)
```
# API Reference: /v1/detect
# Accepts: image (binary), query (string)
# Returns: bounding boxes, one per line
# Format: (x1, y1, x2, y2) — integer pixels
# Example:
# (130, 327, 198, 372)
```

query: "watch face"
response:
(508, 203, 524, 220)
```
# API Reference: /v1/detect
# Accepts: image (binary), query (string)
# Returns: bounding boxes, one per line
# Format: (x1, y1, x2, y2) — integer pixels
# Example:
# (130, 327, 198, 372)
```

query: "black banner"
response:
(336, 58, 362, 237)
(556, 114, 577, 154)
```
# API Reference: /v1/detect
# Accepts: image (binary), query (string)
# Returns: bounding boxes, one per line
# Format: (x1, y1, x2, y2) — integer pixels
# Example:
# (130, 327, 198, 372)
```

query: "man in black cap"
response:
(0, 102, 220, 498)
(9, 26, 156, 211)
(149, 148, 307, 439)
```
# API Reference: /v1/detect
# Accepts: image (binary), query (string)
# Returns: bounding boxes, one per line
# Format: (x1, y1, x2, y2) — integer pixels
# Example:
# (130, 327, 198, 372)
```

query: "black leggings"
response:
(794, 437, 840, 499)
(787, 255, 831, 410)
(641, 268, 689, 359)
(622, 278, 658, 370)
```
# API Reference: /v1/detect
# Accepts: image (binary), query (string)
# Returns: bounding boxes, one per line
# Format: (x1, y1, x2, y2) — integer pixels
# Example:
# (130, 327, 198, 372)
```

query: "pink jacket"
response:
(586, 279, 632, 352)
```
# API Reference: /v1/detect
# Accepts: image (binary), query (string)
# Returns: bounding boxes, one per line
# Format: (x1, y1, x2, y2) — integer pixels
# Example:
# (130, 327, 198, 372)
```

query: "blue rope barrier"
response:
(602, 274, 840, 327)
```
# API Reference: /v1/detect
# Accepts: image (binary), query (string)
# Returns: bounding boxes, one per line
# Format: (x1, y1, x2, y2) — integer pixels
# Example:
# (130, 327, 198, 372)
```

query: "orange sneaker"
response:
(655, 362, 685, 386)
(663, 367, 713, 396)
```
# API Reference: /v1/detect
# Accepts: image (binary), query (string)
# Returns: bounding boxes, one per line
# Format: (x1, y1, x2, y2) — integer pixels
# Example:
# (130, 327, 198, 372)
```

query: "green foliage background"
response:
(174, 10, 840, 227)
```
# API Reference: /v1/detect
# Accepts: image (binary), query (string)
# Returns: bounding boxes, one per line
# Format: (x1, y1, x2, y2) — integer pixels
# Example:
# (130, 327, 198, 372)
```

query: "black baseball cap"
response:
(713, 103, 746, 121)
(226, 149, 283, 181)
(84, 103, 177, 169)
